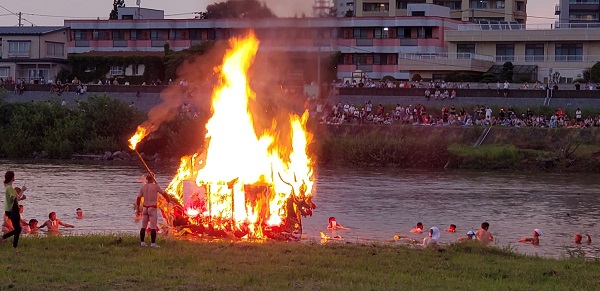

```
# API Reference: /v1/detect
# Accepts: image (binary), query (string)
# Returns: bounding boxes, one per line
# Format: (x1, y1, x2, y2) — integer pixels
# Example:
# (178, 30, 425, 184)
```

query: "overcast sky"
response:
(0, 0, 556, 27)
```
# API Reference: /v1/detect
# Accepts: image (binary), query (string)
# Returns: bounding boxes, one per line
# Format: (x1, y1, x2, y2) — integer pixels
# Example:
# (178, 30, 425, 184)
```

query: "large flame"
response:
(129, 126, 147, 150)
(142, 32, 315, 239)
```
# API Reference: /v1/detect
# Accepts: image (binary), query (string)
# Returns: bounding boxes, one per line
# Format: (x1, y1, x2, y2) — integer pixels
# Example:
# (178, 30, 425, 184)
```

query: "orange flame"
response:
(128, 126, 148, 150)
(155, 31, 315, 239)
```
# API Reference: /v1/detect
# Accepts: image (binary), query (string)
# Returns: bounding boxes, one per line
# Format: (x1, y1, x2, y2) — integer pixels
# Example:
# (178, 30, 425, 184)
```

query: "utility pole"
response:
(18, 12, 22, 27)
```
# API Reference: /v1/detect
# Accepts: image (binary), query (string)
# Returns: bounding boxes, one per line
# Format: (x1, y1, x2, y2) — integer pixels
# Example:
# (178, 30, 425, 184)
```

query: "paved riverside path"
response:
(3, 88, 600, 112)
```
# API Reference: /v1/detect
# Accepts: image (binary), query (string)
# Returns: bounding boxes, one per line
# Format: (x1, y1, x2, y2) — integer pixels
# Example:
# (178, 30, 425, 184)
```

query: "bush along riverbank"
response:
(0, 235, 598, 290)
(0, 94, 207, 160)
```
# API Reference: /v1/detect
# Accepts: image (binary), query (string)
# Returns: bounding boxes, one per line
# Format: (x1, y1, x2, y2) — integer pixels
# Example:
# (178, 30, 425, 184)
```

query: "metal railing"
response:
(399, 53, 495, 62)
(458, 22, 600, 31)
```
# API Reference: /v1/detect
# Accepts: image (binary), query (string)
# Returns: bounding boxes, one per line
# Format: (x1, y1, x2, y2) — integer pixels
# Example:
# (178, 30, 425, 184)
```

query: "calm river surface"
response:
(2, 160, 599, 258)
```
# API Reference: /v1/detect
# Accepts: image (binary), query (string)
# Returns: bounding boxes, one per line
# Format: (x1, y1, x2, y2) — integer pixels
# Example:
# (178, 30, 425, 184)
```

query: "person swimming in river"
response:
(519, 229, 542, 245)
(410, 222, 424, 233)
(475, 222, 494, 244)
(327, 217, 349, 230)
(38, 212, 74, 232)
(444, 224, 457, 233)
(575, 233, 592, 244)
(457, 230, 477, 242)
(76, 208, 85, 219)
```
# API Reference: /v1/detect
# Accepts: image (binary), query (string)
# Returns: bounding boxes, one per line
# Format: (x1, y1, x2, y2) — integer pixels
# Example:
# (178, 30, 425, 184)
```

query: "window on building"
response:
(456, 43, 475, 59)
(169, 30, 187, 40)
(112, 30, 126, 41)
(516, 1, 525, 11)
(353, 54, 369, 65)
(374, 28, 390, 39)
(150, 30, 163, 40)
(46, 42, 64, 57)
(555, 43, 583, 61)
(8, 41, 30, 57)
(471, 0, 488, 9)
(93, 30, 110, 40)
(0, 67, 8, 78)
(434, 1, 461, 10)
(190, 29, 202, 40)
(569, 13, 599, 21)
(132, 65, 140, 76)
(525, 44, 544, 62)
(363, 3, 389, 12)
(396, 27, 411, 38)
(74, 30, 87, 40)
(110, 66, 124, 76)
(130, 30, 137, 40)
(373, 54, 398, 65)
(495, 44, 514, 61)
(353, 28, 369, 39)
(136, 30, 149, 40)
(207, 29, 216, 40)
(0, 38, 2, 59)
(495, 0, 505, 9)
(417, 27, 433, 38)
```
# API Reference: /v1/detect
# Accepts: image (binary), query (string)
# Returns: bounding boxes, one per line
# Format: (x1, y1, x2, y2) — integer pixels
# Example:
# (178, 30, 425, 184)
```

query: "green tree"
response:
(582, 68, 591, 82)
(589, 61, 600, 83)
(500, 61, 514, 82)
(109, 0, 125, 20)
(163, 41, 215, 81)
(198, 0, 275, 19)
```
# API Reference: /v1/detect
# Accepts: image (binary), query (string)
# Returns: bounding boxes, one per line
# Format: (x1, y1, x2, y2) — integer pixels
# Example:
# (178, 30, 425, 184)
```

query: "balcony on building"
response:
(398, 53, 495, 72)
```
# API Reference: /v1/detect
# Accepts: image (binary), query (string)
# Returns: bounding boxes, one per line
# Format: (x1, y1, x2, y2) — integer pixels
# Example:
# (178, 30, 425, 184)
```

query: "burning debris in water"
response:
(129, 32, 316, 240)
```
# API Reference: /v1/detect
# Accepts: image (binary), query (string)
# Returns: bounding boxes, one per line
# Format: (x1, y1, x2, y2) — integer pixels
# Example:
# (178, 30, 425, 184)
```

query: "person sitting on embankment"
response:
(422, 227, 440, 248)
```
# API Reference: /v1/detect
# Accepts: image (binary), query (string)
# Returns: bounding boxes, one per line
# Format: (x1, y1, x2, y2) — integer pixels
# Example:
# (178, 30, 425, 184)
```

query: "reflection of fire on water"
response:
(129, 32, 316, 240)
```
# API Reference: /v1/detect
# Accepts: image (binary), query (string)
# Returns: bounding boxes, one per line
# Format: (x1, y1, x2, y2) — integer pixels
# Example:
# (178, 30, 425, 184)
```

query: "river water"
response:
(2, 160, 599, 258)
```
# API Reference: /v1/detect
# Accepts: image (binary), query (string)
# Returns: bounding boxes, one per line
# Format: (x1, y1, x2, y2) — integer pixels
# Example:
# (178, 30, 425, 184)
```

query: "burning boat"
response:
(129, 32, 316, 240)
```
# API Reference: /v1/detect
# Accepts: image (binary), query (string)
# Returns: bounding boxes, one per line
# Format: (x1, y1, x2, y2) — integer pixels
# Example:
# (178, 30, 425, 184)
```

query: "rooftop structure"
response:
(353, 0, 527, 23)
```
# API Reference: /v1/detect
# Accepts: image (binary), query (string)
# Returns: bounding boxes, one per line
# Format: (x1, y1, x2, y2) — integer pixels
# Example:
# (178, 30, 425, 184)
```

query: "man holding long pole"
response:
(135, 173, 170, 248)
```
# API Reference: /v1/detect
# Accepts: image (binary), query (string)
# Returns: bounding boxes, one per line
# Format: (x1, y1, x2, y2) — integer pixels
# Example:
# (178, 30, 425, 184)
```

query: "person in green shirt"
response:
(1, 171, 27, 248)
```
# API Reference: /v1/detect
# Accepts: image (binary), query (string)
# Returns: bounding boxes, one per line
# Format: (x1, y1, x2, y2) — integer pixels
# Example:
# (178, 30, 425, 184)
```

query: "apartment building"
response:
(0, 26, 69, 83)
(556, 0, 600, 25)
(353, 0, 527, 23)
(65, 7, 464, 80)
(399, 22, 600, 82)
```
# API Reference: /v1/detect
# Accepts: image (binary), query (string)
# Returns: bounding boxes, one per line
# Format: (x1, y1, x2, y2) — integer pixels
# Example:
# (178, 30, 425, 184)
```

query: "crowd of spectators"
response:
(335, 79, 600, 91)
(320, 101, 597, 128)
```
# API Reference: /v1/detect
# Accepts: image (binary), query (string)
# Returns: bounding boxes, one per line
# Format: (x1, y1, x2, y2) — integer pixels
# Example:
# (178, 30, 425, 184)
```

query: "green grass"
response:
(0, 236, 598, 290)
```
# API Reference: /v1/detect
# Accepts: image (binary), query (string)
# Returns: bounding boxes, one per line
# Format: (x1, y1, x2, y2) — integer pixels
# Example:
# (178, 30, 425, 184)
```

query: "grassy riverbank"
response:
(0, 236, 598, 290)
(316, 125, 600, 171)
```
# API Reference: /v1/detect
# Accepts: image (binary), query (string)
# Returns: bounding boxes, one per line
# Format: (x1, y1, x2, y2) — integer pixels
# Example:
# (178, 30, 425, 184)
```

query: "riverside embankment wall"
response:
(3, 84, 600, 112)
